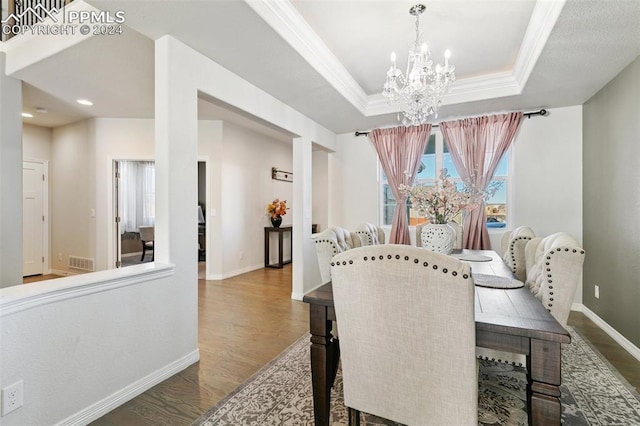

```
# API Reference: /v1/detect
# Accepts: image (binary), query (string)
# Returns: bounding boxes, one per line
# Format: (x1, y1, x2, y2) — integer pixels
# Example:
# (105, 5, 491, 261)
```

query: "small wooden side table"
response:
(264, 226, 293, 268)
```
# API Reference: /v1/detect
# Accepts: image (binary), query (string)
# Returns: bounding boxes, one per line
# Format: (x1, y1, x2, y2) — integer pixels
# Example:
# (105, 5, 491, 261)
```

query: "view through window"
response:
(380, 130, 509, 227)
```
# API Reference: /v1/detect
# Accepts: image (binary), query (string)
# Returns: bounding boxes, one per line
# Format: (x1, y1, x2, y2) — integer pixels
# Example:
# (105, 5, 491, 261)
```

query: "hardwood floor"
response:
(568, 311, 640, 392)
(24, 267, 640, 424)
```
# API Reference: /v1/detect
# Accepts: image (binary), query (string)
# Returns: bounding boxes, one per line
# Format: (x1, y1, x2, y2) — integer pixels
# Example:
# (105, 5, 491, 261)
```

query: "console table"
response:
(264, 226, 292, 268)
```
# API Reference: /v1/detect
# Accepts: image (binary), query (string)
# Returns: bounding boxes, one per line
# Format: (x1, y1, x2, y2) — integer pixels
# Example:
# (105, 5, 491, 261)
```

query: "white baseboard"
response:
(58, 349, 200, 426)
(49, 268, 78, 277)
(572, 303, 640, 362)
(206, 263, 264, 280)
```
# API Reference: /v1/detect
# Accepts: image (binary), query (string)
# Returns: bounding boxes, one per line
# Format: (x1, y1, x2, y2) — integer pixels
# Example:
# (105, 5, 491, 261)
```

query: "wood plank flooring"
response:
(24, 267, 640, 424)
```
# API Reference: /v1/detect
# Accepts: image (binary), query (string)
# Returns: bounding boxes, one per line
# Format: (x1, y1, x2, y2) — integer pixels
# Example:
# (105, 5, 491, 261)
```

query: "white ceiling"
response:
(10, 0, 640, 136)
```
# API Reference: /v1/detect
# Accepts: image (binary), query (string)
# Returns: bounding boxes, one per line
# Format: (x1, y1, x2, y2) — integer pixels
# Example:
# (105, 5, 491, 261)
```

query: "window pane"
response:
(442, 140, 460, 179)
(494, 154, 508, 177)
(382, 184, 395, 225)
(415, 134, 436, 181)
(486, 180, 507, 228)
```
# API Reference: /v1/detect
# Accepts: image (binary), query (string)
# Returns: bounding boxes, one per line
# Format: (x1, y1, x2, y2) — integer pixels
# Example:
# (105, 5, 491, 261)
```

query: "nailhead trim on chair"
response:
(314, 238, 339, 255)
(543, 246, 585, 311)
(330, 252, 470, 280)
(508, 235, 532, 274)
(355, 230, 374, 245)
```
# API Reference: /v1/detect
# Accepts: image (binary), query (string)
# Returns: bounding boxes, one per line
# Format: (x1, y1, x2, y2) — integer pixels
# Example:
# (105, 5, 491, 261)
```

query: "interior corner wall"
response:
(50, 119, 93, 274)
(0, 52, 23, 287)
(330, 132, 379, 229)
(583, 56, 640, 349)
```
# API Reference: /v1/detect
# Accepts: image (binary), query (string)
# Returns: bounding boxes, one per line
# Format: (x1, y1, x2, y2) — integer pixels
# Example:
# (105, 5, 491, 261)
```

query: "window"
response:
(379, 129, 510, 228)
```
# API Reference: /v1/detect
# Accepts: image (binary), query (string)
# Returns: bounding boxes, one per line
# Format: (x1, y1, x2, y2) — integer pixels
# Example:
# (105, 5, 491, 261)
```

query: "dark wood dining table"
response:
(302, 249, 570, 426)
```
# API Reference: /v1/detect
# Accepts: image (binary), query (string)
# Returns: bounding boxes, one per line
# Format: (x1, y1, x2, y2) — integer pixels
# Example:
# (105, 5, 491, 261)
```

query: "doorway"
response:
(23, 161, 46, 277)
(113, 160, 156, 268)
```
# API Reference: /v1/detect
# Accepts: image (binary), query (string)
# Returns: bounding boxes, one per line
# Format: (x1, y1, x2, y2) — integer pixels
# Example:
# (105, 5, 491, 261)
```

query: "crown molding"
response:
(247, 0, 369, 113)
(249, 0, 565, 119)
(512, 0, 567, 87)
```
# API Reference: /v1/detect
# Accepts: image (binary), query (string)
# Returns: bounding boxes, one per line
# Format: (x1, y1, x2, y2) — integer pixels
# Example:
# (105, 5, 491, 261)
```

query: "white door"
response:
(23, 161, 44, 276)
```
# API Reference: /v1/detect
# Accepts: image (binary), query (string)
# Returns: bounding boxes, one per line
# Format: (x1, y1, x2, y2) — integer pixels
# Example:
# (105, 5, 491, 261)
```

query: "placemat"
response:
(451, 253, 493, 262)
(473, 273, 524, 289)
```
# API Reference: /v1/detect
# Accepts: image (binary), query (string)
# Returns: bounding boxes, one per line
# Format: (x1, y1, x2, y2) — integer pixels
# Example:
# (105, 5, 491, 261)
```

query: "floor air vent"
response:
(69, 256, 95, 272)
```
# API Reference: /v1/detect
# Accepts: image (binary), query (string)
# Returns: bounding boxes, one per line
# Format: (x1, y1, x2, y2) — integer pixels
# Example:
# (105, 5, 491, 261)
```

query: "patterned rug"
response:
(193, 327, 640, 425)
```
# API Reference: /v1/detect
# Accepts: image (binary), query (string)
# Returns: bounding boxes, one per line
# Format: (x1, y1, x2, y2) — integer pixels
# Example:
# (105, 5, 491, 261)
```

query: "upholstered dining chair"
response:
(354, 222, 386, 246)
(331, 245, 477, 425)
(415, 221, 463, 249)
(138, 226, 155, 261)
(501, 226, 535, 281)
(312, 226, 361, 284)
(478, 232, 585, 366)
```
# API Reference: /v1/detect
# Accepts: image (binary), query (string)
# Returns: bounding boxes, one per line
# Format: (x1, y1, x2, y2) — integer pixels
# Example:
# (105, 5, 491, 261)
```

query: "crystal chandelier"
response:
(382, 4, 456, 125)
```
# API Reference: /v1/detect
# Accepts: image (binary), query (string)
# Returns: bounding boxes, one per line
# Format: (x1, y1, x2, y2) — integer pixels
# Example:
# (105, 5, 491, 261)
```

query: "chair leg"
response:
(140, 242, 146, 261)
(348, 407, 360, 426)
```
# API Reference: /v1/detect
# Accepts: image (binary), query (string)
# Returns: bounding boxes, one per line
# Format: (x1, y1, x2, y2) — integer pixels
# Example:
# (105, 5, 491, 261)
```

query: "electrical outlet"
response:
(595, 285, 600, 299)
(1, 380, 23, 416)
(239, 251, 244, 260)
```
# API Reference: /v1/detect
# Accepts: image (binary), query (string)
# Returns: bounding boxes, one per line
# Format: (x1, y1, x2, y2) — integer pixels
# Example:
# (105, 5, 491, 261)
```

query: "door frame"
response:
(23, 158, 49, 275)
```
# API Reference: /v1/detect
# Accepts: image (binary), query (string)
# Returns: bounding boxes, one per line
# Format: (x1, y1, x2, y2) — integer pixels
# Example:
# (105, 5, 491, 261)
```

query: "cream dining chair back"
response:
(354, 223, 386, 246)
(331, 245, 477, 425)
(312, 226, 361, 284)
(478, 232, 585, 365)
(501, 226, 535, 281)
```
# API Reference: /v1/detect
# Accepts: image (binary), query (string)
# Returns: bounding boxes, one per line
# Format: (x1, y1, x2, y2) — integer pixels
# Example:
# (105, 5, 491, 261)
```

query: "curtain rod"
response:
(354, 108, 548, 137)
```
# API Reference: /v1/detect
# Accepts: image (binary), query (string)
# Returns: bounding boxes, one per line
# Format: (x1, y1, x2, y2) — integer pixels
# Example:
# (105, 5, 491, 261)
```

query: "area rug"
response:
(193, 327, 640, 425)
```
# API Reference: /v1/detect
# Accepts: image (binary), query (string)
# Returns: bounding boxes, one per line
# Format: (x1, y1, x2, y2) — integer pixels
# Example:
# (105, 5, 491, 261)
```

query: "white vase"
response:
(421, 223, 455, 254)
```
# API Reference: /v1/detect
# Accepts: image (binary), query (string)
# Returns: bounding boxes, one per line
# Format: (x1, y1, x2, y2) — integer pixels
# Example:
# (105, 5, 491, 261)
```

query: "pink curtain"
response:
(440, 112, 523, 249)
(369, 125, 431, 244)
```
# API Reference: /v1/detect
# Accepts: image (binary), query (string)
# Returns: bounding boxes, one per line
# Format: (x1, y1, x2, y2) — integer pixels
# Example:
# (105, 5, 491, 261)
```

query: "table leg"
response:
(309, 304, 335, 426)
(527, 339, 562, 425)
(278, 230, 284, 268)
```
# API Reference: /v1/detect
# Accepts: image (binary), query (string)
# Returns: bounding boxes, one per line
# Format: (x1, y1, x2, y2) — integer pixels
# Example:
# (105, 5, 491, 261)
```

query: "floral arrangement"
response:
(399, 169, 500, 224)
(267, 198, 288, 218)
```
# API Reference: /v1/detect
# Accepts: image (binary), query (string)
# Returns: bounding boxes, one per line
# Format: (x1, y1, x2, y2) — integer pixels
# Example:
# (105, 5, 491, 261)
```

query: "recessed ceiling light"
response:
(77, 99, 93, 106)
(36, 107, 48, 113)
(22, 112, 34, 118)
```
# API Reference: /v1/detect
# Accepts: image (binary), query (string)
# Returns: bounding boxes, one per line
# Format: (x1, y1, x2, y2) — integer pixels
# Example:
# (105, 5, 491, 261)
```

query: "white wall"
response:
(510, 106, 583, 244)
(219, 122, 293, 277)
(330, 132, 379, 229)
(50, 120, 93, 275)
(312, 149, 329, 233)
(23, 124, 51, 160)
(0, 265, 193, 426)
(0, 52, 23, 287)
